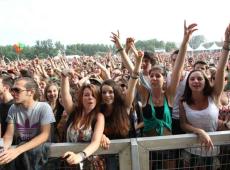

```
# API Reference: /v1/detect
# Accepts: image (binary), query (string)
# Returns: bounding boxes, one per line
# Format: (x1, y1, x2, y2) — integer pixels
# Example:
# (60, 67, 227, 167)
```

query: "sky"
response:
(0, 0, 229, 46)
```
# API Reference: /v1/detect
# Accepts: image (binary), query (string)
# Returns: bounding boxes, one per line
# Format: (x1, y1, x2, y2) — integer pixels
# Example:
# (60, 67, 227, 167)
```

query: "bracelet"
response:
(130, 71, 140, 79)
(224, 41, 230, 43)
(79, 151, 87, 162)
(223, 46, 230, 51)
(116, 48, 124, 53)
(132, 71, 140, 77)
(131, 76, 139, 79)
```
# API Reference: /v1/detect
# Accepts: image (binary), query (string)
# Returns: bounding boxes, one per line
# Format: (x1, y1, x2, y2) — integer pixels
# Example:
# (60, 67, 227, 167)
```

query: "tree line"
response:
(0, 35, 221, 61)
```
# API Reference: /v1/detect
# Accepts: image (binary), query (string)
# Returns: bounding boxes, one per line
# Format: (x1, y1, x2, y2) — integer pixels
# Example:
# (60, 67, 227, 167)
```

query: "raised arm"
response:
(125, 49, 144, 111)
(213, 24, 230, 99)
(167, 21, 198, 101)
(110, 31, 134, 73)
(90, 58, 111, 80)
(60, 69, 75, 114)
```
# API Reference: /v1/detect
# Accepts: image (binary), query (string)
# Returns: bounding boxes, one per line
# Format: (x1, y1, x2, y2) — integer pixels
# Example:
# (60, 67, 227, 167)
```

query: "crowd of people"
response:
(0, 21, 229, 170)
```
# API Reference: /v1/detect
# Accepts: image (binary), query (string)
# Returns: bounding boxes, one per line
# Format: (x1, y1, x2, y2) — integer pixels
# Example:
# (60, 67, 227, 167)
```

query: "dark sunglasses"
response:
(120, 84, 127, 88)
(10, 87, 28, 94)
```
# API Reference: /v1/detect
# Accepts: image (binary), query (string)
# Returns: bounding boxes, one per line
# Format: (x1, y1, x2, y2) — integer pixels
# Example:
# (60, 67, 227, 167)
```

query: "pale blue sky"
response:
(0, 0, 229, 46)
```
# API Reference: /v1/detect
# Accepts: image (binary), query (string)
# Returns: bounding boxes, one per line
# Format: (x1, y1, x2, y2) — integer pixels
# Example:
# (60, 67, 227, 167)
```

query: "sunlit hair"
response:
(72, 83, 100, 130)
(182, 70, 213, 105)
(15, 77, 40, 100)
(0, 75, 14, 88)
(100, 79, 130, 137)
(149, 65, 166, 77)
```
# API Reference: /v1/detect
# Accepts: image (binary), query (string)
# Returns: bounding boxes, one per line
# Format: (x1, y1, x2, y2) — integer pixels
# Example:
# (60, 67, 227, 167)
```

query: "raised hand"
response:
(110, 30, 123, 50)
(125, 37, 135, 53)
(223, 24, 230, 50)
(183, 20, 198, 43)
(61, 68, 74, 78)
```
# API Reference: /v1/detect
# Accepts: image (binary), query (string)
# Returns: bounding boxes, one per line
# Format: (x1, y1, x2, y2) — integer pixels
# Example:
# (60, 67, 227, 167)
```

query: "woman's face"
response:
(46, 85, 59, 102)
(149, 70, 164, 88)
(82, 88, 97, 111)
(101, 85, 114, 105)
(189, 71, 205, 92)
(94, 66, 101, 75)
(39, 81, 46, 89)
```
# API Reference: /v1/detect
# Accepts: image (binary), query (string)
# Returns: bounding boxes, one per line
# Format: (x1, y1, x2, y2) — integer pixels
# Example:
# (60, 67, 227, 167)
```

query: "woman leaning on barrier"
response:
(60, 70, 105, 169)
(99, 31, 143, 170)
(179, 23, 230, 170)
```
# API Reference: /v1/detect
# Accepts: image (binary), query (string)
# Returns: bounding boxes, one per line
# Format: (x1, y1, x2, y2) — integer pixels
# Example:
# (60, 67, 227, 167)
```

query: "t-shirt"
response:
(140, 72, 151, 92)
(0, 99, 14, 137)
(7, 102, 56, 141)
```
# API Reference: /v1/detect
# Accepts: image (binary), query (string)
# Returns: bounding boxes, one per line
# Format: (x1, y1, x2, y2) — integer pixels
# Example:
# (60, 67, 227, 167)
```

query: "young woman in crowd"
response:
(179, 24, 230, 169)
(44, 82, 64, 142)
(98, 31, 143, 170)
(60, 71, 105, 168)
(112, 21, 197, 169)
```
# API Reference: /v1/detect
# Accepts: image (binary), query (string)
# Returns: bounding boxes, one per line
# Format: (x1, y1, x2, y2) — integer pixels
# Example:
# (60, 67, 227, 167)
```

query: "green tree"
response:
(165, 42, 177, 52)
(189, 35, 206, 49)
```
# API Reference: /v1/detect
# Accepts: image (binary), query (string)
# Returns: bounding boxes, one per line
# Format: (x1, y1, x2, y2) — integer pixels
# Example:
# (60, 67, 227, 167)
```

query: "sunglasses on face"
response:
(120, 84, 127, 88)
(10, 87, 28, 94)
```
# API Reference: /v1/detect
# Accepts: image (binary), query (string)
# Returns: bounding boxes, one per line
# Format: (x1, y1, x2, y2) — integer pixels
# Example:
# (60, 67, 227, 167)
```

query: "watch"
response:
(79, 151, 87, 162)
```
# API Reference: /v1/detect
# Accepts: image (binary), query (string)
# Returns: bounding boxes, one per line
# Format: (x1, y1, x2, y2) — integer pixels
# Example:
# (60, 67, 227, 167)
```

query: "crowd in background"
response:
(0, 22, 230, 170)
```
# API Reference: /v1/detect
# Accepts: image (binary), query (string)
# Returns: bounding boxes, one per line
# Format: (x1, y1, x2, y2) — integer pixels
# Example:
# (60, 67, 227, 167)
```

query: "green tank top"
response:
(143, 93, 172, 136)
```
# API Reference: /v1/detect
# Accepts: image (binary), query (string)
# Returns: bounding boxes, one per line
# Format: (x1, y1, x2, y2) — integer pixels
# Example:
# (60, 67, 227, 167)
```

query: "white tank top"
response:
(183, 97, 219, 156)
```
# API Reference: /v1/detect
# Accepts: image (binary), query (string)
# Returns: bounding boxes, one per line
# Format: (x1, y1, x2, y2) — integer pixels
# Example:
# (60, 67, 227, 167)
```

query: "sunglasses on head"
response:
(10, 87, 28, 94)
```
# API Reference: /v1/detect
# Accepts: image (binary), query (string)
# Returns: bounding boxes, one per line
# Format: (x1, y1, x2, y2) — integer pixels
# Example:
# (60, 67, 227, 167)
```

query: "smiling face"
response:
(188, 71, 206, 92)
(82, 87, 97, 111)
(46, 84, 59, 102)
(101, 85, 114, 105)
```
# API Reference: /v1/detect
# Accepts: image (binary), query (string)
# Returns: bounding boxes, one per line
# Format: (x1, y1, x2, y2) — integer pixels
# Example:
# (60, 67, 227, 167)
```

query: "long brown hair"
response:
(72, 83, 100, 130)
(182, 70, 213, 105)
(100, 79, 130, 137)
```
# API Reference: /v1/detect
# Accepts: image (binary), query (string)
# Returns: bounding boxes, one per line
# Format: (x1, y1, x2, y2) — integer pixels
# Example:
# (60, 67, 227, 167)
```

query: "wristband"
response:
(131, 75, 139, 79)
(116, 48, 124, 53)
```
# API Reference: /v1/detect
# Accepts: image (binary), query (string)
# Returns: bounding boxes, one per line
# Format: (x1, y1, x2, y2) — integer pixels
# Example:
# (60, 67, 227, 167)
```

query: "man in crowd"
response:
(0, 75, 14, 137)
(0, 77, 55, 169)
